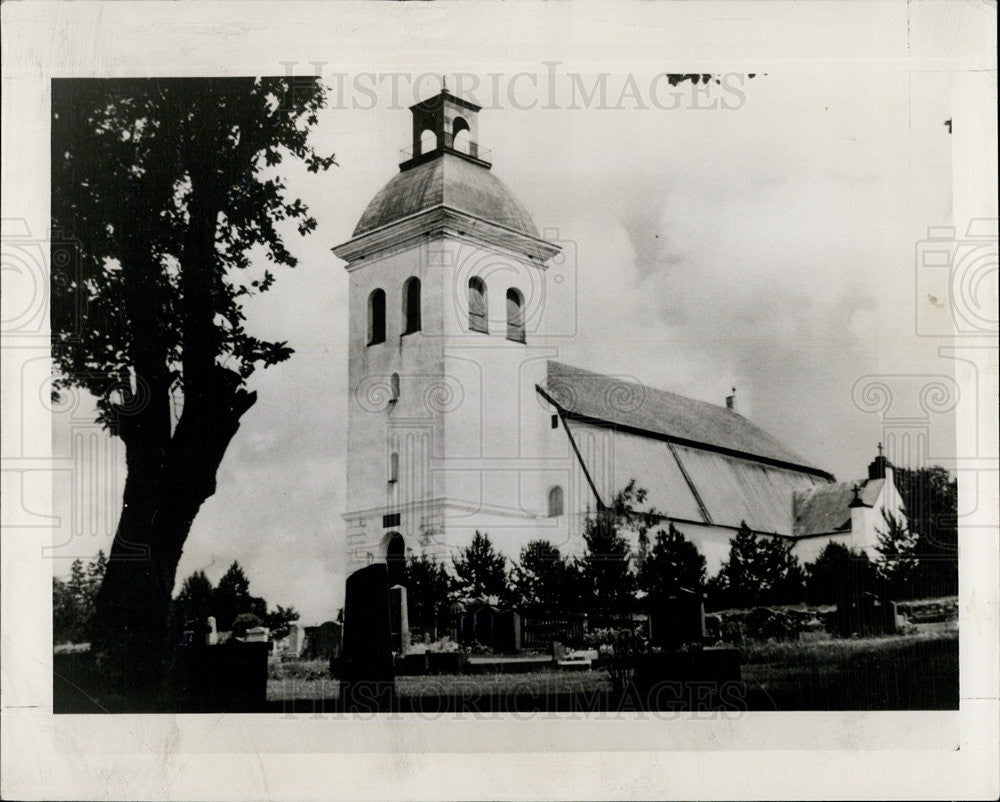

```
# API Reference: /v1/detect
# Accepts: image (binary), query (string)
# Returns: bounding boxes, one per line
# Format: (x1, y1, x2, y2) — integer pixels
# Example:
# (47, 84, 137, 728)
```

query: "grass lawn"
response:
(266, 628, 957, 713)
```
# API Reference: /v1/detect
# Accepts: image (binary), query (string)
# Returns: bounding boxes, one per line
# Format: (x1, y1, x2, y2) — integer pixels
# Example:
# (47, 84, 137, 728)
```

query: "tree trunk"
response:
(91, 368, 256, 709)
(90, 110, 258, 709)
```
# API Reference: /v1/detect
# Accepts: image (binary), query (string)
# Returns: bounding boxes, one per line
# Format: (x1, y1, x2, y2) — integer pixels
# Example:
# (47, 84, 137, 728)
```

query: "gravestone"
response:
(494, 610, 521, 654)
(834, 592, 900, 637)
(206, 616, 218, 646)
(472, 605, 497, 646)
(648, 589, 706, 651)
(457, 605, 521, 654)
(389, 584, 410, 654)
(339, 563, 395, 712)
(168, 638, 268, 713)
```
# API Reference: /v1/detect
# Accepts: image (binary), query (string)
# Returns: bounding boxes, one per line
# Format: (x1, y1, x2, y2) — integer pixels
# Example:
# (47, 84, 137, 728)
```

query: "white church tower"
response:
(333, 89, 566, 585)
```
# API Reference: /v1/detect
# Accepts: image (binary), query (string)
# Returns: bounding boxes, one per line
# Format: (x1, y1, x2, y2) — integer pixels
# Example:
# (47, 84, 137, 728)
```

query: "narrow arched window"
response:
(368, 288, 386, 345)
(402, 277, 421, 335)
(419, 128, 438, 156)
(506, 287, 525, 343)
(548, 486, 564, 517)
(389, 372, 400, 403)
(452, 116, 471, 154)
(468, 277, 488, 333)
(389, 451, 399, 483)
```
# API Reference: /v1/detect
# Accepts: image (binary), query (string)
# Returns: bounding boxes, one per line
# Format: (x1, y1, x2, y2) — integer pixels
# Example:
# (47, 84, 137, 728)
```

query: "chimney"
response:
(725, 387, 737, 412)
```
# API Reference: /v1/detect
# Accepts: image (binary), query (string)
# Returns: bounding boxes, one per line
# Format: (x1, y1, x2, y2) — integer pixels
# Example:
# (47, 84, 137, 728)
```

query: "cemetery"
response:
(47, 81, 962, 718)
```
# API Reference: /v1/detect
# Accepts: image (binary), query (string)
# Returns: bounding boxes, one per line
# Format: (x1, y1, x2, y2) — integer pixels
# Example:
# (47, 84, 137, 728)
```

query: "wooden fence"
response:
(520, 616, 586, 650)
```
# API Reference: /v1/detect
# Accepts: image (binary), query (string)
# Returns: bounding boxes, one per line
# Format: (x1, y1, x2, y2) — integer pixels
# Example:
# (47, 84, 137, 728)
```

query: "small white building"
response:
(332, 88, 905, 586)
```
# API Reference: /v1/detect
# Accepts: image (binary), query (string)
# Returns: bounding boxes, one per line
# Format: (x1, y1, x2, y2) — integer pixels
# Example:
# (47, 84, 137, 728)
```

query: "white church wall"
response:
(436, 235, 567, 530)
(343, 238, 451, 572)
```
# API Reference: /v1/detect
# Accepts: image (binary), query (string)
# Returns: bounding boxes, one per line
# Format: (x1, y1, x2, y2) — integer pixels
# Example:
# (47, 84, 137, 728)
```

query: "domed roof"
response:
(353, 153, 540, 238)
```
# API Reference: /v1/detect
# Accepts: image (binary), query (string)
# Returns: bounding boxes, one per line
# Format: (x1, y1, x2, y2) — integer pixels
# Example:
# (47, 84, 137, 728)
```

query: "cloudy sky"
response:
(52, 63, 957, 623)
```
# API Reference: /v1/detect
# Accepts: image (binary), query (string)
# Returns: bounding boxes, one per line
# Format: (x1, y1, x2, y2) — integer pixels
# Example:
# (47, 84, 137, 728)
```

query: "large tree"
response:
(51, 77, 333, 697)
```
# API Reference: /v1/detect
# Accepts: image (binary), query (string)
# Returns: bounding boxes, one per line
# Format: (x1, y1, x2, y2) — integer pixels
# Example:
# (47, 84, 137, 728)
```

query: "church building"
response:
(332, 89, 903, 588)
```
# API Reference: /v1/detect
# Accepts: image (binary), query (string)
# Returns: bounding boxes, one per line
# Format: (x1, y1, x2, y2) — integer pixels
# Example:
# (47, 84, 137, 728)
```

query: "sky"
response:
(51, 65, 958, 623)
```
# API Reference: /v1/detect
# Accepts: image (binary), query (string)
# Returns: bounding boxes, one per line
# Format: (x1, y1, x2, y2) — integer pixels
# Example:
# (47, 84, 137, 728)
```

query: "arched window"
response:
(389, 451, 399, 483)
(452, 116, 471, 154)
(419, 128, 438, 156)
(368, 288, 386, 345)
(506, 287, 525, 343)
(389, 372, 400, 403)
(386, 532, 405, 587)
(548, 486, 564, 517)
(402, 276, 421, 335)
(468, 277, 488, 333)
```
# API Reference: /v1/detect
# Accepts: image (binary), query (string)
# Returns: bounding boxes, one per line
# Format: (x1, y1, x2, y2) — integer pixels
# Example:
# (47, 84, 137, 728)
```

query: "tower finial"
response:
(877, 441, 883, 457)
(442, 75, 448, 93)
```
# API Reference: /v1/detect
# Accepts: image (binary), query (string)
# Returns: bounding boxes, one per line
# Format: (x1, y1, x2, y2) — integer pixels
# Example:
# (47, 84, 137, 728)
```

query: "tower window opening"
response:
(388, 451, 399, 483)
(452, 116, 471, 154)
(419, 128, 438, 156)
(389, 372, 400, 403)
(548, 485, 564, 517)
(402, 276, 421, 334)
(368, 288, 386, 345)
(506, 287, 525, 343)
(468, 276, 488, 333)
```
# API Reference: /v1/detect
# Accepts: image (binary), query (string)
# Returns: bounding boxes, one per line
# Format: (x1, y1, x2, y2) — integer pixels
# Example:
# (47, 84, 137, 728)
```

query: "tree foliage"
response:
(510, 540, 579, 612)
(402, 553, 452, 638)
(52, 552, 107, 645)
(875, 509, 921, 599)
(51, 77, 333, 692)
(893, 466, 958, 597)
(582, 481, 658, 619)
(210, 560, 267, 632)
(171, 568, 215, 636)
(707, 522, 805, 610)
(637, 524, 707, 603)
(265, 605, 301, 640)
(170, 563, 298, 639)
(803, 541, 880, 605)
(452, 531, 508, 603)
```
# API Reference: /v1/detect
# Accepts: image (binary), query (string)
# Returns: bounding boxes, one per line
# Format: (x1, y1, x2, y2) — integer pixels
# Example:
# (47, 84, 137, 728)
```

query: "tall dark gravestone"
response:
(649, 589, 706, 651)
(340, 564, 395, 712)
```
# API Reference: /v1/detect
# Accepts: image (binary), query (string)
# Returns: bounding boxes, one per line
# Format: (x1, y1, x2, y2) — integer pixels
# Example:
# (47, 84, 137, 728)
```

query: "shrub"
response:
(804, 542, 880, 605)
(707, 522, 805, 610)
(232, 613, 263, 638)
(637, 523, 707, 601)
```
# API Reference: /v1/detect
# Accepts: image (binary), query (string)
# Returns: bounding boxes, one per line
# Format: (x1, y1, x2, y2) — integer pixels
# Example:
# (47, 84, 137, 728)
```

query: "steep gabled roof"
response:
(542, 361, 829, 478)
(792, 478, 884, 536)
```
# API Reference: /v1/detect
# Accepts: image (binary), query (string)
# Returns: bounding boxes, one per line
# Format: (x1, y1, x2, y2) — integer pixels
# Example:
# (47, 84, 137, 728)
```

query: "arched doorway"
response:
(385, 531, 406, 588)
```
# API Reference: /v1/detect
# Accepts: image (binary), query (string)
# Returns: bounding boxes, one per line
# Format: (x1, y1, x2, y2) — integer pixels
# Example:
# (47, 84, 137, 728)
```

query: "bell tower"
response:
(333, 89, 562, 579)
(403, 86, 489, 168)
